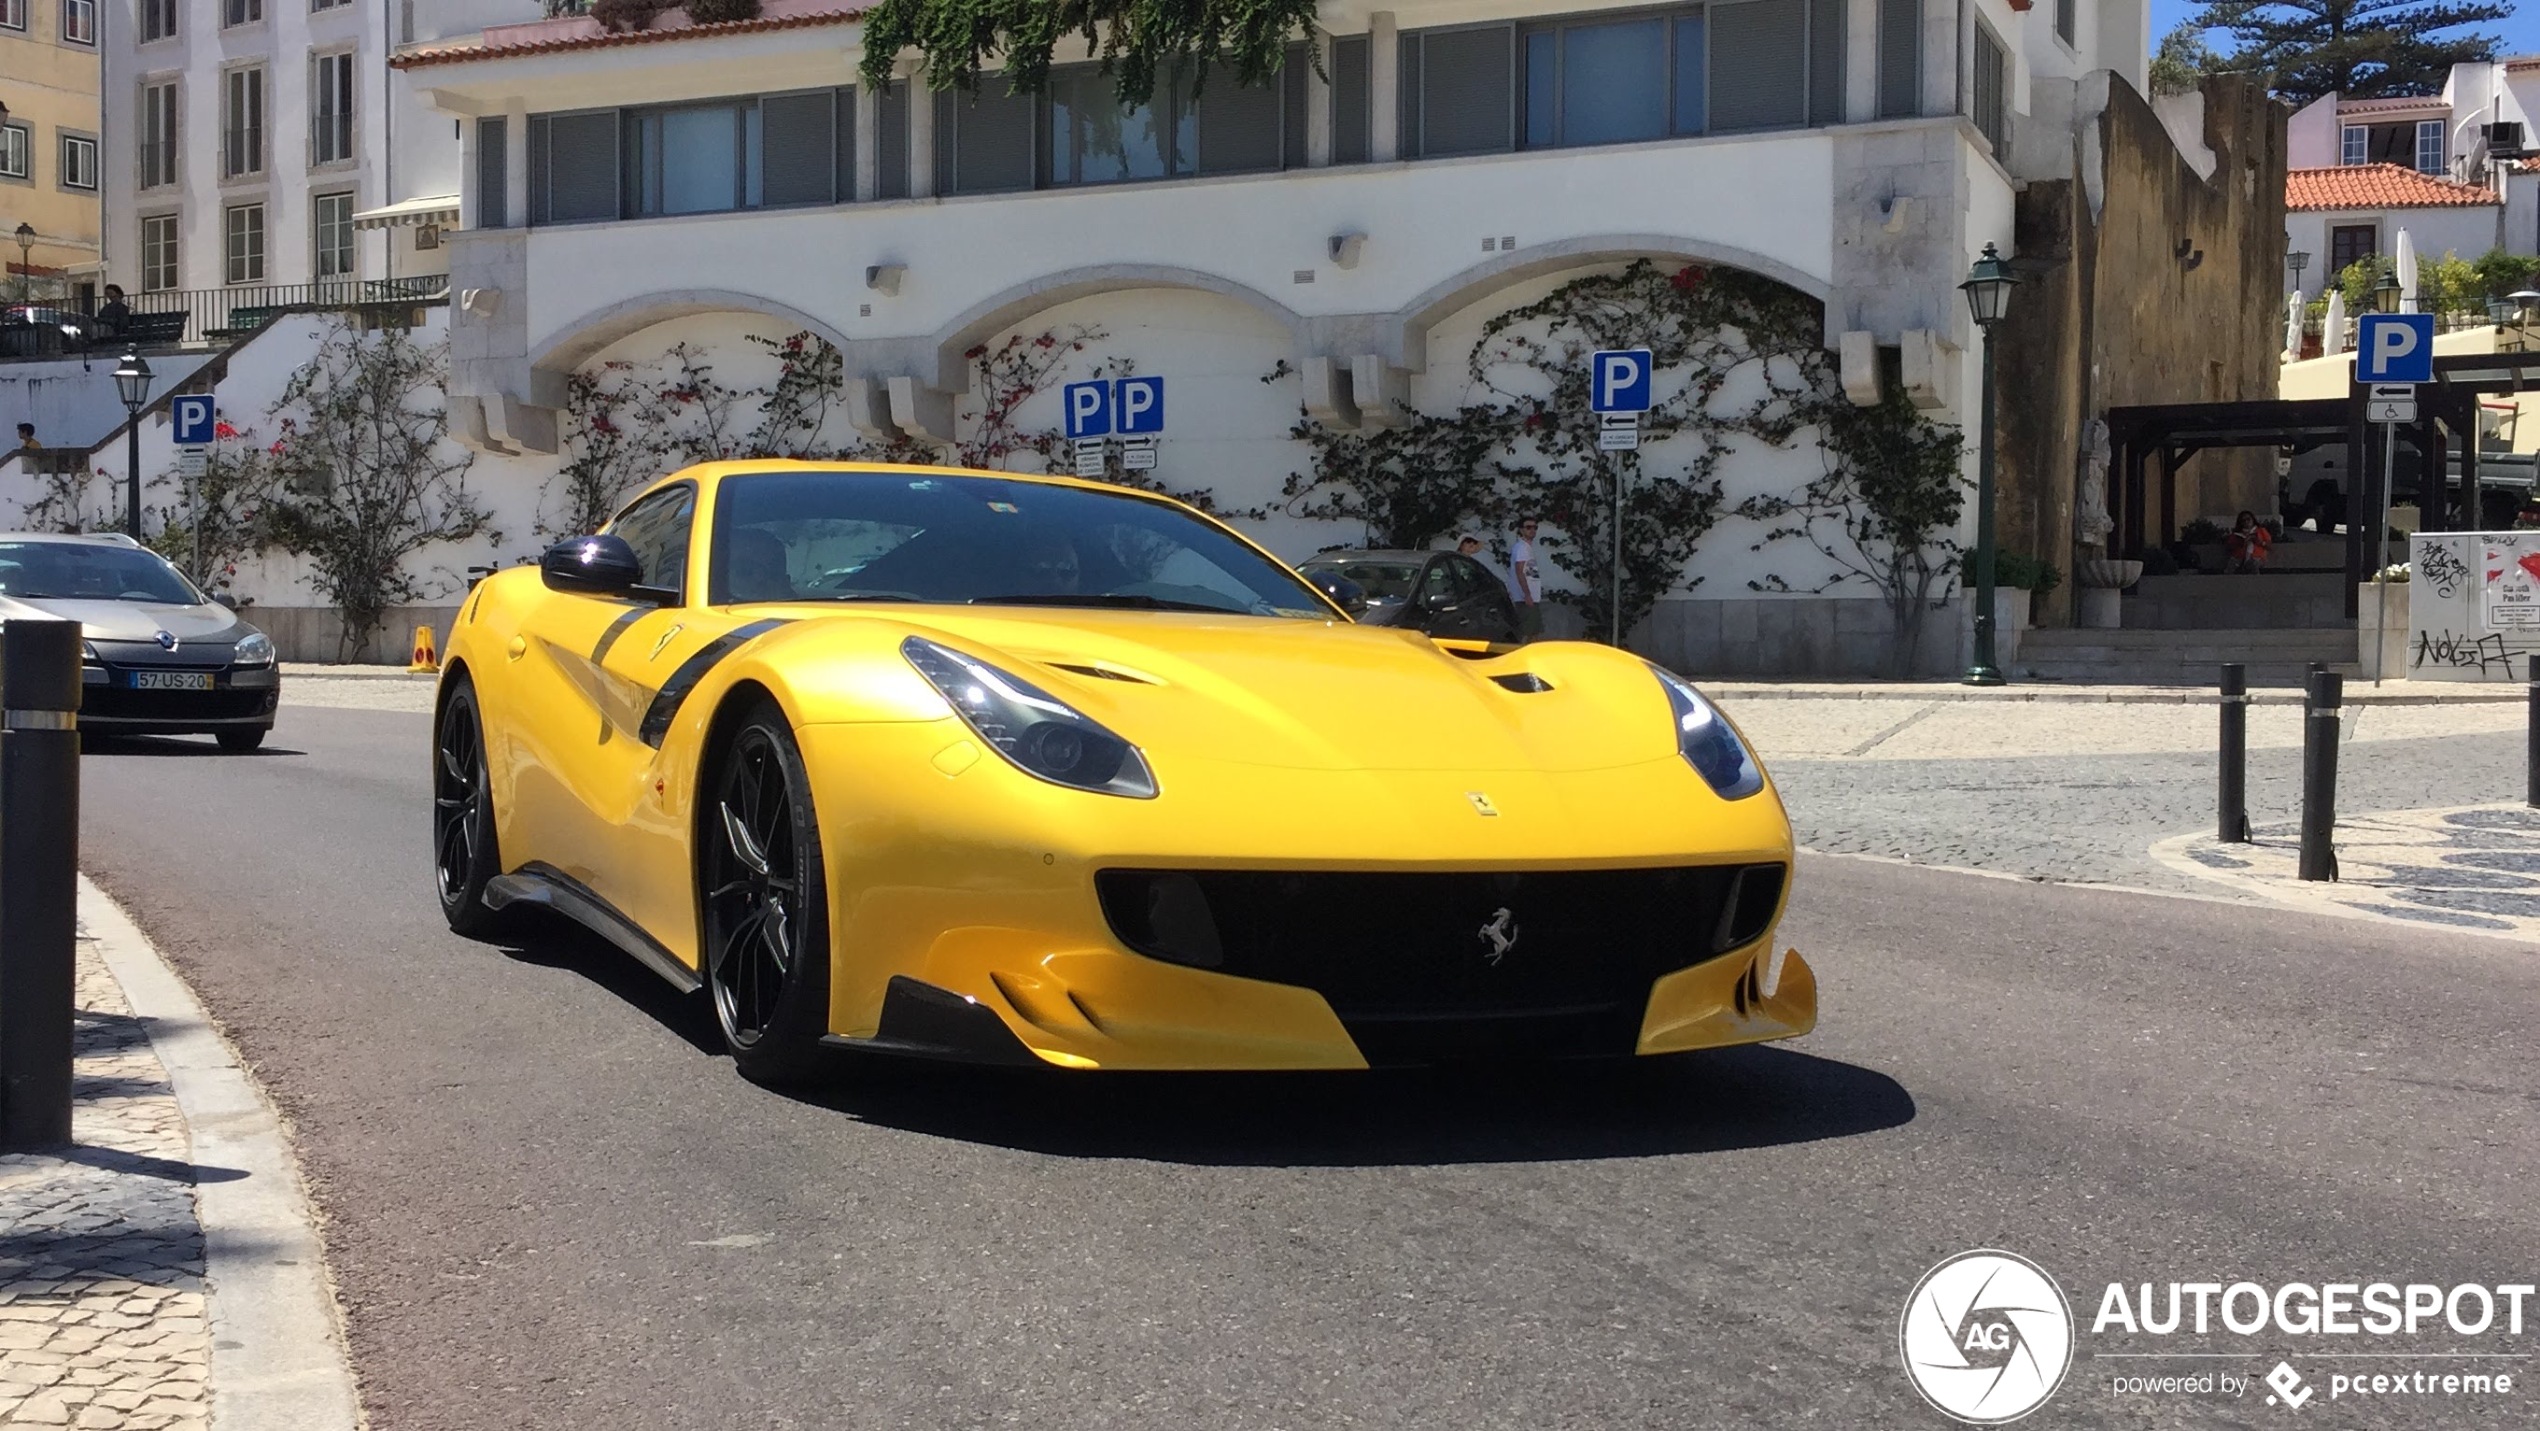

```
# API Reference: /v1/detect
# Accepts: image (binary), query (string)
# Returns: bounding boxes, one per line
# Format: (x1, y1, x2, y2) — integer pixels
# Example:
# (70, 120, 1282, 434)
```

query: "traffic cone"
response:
(409, 625, 439, 673)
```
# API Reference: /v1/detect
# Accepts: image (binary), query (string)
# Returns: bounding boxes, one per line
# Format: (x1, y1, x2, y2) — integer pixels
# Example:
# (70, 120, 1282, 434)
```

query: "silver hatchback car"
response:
(0, 533, 280, 750)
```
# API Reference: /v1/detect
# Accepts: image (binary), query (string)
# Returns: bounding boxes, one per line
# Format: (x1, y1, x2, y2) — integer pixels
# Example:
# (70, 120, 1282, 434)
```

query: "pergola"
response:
(2106, 347, 2540, 617)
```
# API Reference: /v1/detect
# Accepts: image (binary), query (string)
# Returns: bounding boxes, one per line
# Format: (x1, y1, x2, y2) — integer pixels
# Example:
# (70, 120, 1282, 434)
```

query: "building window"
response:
(1331, 33, 1371, 163)
(528, 110, 622, 224)
(61, 0, 94, 44)
(2416, 118, 2444, 174)
(624, 102, 759, 216)
(1399, 24, 1516, 158)
(140, 214, 179, 292)
(2330, 224, 2376, 274)
(223, 68, 265, 178)
(312, 52, 355, 165)
(59, 134, 96, 190)
(312, 0, 352, 9)
(2056, 0, 2074, 45)
(1878, 0, 1919, 118)
(225, 204, 266, 284)
(1, 0, 27, 30)
(1969, 21, 2008, 155)
(139, 0, 175, 41)
(224, 0, 261, 25)
(0, 125, 27, 180)
(1523, 15, 1673, 146)
(1044, 69, 1181, 185)
(760, 88, 843, 207)
(313, 192, 354, 278)
(139, 82, 178, 189)
(476, 116, 508, 228)
(2341, 124, 2366, 165)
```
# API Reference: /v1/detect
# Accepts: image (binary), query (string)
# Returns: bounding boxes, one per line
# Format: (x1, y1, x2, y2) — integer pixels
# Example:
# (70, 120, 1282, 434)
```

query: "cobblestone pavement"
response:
(2154, 805, 2540, 939)
(0, 935, 210, 1430)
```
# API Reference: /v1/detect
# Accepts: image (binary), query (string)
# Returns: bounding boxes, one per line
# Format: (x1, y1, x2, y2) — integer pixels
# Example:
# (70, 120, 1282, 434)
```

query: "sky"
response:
(2149, 0, 2540, 64)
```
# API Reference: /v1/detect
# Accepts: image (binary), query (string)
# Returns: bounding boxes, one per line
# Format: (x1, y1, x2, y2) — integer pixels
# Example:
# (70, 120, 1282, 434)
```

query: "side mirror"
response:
(541, 534, 646, 598)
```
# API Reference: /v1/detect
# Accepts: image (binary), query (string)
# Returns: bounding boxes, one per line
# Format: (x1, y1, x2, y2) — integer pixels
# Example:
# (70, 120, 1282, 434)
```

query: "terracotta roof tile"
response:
(2337, 94, 2449, 113)
(2287, 164, 2498, 211)
(393, 8, 863, 69)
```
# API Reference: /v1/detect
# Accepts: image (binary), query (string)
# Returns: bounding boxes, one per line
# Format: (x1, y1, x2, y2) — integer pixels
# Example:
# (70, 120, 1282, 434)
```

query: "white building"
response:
(97, 0, 543, 303)
(2283, 59, 2535, 294)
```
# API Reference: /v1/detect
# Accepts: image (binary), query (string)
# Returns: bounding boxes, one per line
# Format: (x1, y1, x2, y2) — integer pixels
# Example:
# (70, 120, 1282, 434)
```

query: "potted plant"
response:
(2360, 563, 2409, 678)
(1993, 552, 2063, 625)
(2180, 517, 2228, 574)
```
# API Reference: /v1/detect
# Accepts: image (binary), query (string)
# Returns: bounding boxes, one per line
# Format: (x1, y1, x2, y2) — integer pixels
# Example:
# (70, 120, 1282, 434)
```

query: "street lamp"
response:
(2288, 249, 2311, 295)
(2372, 265, 2403, 315)
(12, 222, 33, 303)
(112, 350, 150, 541)
(1959, 242, 2018, 687)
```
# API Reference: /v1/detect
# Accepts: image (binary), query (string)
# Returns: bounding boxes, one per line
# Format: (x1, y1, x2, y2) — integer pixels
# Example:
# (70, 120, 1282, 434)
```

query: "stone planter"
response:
(2358, 582, 2409, 679)
(2074, 559, 2142, 630)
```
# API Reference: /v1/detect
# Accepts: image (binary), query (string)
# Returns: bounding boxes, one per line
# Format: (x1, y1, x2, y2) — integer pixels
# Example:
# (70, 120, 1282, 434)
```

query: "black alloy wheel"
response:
(700, 705, 832, 1083)
(432, 679, 513, 940)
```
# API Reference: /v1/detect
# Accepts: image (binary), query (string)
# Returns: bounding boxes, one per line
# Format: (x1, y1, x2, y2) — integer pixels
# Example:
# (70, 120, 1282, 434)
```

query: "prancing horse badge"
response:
(1466, 791, 1499, 817)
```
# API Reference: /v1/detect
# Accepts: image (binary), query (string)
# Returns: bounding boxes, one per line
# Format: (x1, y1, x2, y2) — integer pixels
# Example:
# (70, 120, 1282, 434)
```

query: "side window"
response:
(1452, 556, 1502, 604)
(1421, 558, 1459, 605)
(608, 486, 695, 599)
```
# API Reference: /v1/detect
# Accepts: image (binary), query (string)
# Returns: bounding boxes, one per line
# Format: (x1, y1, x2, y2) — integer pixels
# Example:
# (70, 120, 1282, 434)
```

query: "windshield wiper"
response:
(970, 593, 1242, 615)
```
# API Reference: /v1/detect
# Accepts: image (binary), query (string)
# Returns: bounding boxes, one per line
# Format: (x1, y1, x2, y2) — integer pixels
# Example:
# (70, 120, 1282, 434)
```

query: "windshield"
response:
(0, 542, 203, 605)
(707, 470, 1333, 618)
(1300, 559, 1421, 600)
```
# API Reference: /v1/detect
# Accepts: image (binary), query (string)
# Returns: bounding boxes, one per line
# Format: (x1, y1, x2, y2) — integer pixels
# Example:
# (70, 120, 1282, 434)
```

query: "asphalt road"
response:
(79, 705, 2540, 1430)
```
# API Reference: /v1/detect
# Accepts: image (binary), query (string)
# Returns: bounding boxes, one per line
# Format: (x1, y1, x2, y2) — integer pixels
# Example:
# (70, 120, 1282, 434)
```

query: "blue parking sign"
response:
(1589, 349, 1653, 413)
(2356, 313, 2435, 384)
(1115, 375, 1165, 434)
(1062, 381, 1112, 439)
(171, 394, 215, 446)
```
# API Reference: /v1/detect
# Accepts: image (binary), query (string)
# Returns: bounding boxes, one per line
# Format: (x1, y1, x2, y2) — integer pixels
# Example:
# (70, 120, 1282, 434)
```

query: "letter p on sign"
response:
(1062, 380, 1112, 439)
(1590, 349, 1653, 413)
(2357, 313, 2435, 384)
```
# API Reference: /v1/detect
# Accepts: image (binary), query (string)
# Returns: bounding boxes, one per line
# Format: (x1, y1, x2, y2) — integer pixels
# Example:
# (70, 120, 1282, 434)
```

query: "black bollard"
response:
(2299, 669, 2343, 883)
(2529, 675, 2540, 810)
(0, 618, 83, 1148)
(2218, 663, 2251, 842)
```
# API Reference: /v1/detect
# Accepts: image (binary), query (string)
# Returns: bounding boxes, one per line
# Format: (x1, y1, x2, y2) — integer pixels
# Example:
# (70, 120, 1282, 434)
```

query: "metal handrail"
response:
(7, 275, 450, 352)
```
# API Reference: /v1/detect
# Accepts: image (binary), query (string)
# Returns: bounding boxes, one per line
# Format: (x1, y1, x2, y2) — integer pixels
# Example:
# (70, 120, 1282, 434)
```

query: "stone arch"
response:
(1379, 234, 1833, 372)
(527, 289, 859, 385)
(924, 264, 1307, 391)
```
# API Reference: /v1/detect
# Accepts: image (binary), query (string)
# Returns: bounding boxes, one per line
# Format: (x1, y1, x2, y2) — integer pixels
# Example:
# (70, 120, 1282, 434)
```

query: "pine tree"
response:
(2188, 0, 2508, 104)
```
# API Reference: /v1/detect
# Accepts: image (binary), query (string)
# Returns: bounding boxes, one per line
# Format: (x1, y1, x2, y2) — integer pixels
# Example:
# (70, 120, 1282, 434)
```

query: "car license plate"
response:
(131, 671, 214, 691)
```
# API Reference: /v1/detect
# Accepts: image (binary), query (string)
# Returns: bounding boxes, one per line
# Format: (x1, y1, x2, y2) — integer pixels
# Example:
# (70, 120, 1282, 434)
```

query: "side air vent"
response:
(1490, 673, 1553, 693)
(1714, 863, 1787, 953)
(1046, 662, 1157, 684)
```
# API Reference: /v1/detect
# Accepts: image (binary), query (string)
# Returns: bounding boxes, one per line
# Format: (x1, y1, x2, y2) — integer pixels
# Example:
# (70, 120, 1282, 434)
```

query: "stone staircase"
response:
(2016, 626, 2359, 686)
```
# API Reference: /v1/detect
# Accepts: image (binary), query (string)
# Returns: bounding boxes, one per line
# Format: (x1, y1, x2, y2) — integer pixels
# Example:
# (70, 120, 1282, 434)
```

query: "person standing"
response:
(1505, 518, 1542, 641)
(14, 422, 37, 452)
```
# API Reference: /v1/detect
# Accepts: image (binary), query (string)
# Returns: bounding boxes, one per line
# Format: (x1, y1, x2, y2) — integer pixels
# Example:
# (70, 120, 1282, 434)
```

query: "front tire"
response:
(216, 727, 268, 753)
(700, 703, 833, 1085)
(433, 677, 515, 941)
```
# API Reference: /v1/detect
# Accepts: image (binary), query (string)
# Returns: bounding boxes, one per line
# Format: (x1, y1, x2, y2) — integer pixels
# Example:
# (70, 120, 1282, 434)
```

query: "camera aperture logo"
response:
(1901, 1250, 2076, 1424)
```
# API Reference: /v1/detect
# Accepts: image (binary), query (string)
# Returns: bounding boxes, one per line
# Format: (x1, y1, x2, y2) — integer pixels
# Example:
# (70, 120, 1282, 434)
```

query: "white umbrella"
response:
(2324, 290, 2347, 355)
(2396, 229, 2419, 314)
(2284, 290, 2304, 359)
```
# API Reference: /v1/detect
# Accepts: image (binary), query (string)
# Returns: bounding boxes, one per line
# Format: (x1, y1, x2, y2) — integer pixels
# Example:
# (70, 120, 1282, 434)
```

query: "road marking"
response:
(1841, 702, 1941, 757)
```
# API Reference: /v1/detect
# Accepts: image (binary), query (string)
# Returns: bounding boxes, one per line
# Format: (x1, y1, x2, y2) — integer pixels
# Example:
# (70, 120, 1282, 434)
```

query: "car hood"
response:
(767, 605, 1687, 774)
(12, 597, 254, 648)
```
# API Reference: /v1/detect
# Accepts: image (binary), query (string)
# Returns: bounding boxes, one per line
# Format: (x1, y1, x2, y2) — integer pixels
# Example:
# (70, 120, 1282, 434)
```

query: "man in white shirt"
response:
(1505, 518, 1541, 641)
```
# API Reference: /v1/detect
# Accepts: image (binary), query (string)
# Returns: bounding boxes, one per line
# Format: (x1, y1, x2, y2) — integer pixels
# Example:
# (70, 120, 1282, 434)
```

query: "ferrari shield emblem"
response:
(1466, 791, 1498, 817)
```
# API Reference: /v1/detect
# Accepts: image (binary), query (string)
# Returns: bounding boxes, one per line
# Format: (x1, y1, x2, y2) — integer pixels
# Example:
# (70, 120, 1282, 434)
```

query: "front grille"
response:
(1096, 865, 1785, 1063)
(82, 678, 275, 723)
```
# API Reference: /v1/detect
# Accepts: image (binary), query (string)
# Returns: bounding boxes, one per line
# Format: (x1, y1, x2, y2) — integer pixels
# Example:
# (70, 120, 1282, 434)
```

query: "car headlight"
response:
(80, 641, 100, 666)
(902, 636, 1158, 798)
(1652, 665, 1764, 800)
(232, 631, 275, 667)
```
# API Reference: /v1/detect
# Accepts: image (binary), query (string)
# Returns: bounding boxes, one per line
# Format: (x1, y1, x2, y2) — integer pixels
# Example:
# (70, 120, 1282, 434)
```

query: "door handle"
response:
(507, 636, 527, 661)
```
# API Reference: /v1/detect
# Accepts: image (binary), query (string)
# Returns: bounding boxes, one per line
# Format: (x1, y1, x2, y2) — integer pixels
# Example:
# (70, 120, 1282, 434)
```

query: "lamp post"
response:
(112, 350, 150, 540)
(2288, 249, 2311, 295)
(12, 222, 32, 303)
(2372, 265, 2402, 315)
(1960, 242, 2018, 688)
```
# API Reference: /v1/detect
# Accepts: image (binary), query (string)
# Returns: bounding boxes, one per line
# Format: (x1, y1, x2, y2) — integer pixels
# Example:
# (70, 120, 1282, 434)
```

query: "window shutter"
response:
(544, 110, 619, 224)
(877, 82, 910, 198)
(1398, 34, 1421, 156)
(1332, 34, 1370, 163)
(478, 116, 507, 228)
(761, 89, 835, 206)
(528, 114, 550, 224)
(1281, 42, 1307, 168)
(1970, 24, 2006, 153)
(1809, 0, 1844, 126)
(1196, 71, 1283, 174)
(835, 86, 856, 201)
(933, 90, 955, 195)
(1415, 23, 1514, 157)
(1877, 0, 1919, 118)
(948, 84, 1035, 193)
(1711, 0, 1807, 133)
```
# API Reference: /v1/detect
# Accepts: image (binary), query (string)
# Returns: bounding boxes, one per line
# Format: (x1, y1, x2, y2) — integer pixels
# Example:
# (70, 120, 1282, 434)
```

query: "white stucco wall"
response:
(2287, 205, 2507, 296)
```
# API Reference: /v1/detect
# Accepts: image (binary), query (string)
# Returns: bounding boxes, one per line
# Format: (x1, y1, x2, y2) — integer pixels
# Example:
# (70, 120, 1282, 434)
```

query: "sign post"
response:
(1589, 350, 1654, 646)
(2356, 314, 2435, 685)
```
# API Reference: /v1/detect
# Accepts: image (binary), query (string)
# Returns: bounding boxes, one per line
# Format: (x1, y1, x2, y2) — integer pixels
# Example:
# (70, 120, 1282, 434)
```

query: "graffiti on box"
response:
(2410, 533, 2540, 681)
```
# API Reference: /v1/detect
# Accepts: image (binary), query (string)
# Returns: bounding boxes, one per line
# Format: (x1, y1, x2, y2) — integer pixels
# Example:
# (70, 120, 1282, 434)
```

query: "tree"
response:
(2187, 0, 2508, 103)
(263, 323, 495, 659)
(856, 0, 1319, 106)
(2149, 22, 2226, 94)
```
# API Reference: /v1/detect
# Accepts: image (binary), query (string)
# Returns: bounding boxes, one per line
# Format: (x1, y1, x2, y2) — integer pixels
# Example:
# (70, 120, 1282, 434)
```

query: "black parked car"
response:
(1298, 549, 1520, 643)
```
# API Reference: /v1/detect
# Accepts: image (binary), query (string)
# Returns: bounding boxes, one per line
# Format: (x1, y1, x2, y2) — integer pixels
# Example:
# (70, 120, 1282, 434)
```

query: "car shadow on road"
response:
(778, 1044, 1915, 1167)
(79, 735, 302, 758)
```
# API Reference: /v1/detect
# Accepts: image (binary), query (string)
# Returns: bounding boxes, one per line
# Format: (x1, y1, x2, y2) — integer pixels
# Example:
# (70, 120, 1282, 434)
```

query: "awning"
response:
(352, 196, 460, 230)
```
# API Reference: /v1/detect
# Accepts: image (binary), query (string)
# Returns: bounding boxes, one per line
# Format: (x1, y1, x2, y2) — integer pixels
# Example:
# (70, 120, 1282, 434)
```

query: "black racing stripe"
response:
(637, 619, 792, 749)
(588, 606, 650, 665)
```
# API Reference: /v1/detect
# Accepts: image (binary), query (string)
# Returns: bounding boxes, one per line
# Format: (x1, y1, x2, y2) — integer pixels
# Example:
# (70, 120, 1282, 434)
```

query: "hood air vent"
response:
(1045, 662, 1158, 685)
(1491, 673, 1553, 693)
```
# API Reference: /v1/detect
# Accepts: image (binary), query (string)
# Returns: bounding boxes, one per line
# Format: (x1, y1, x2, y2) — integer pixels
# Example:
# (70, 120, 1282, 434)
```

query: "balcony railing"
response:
(1, 275, 449, 357)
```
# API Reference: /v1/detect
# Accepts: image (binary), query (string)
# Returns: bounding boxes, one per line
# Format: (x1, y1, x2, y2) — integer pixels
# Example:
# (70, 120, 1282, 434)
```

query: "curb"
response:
(278, 664, 434, 682)
(76, 877, 363, 1431)
(1710, 682, 2520, 706)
